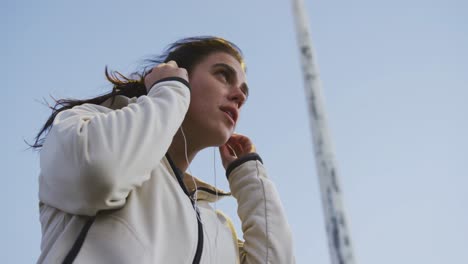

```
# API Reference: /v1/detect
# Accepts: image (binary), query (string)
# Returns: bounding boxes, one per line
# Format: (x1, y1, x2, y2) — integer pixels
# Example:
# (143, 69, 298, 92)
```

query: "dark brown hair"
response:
(30, 36, 244, 149)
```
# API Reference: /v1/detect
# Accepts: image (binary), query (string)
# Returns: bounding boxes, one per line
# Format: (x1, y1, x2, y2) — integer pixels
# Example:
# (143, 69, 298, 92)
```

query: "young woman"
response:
(34, 37, 294, 264)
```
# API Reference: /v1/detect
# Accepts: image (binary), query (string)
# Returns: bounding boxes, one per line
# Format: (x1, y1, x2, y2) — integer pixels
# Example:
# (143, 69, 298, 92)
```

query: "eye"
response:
(215, 70, 230, 83)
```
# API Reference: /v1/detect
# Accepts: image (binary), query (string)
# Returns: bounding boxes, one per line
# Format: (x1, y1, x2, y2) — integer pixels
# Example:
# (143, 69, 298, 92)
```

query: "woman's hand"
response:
(219, 133, 256, 169)
(144, 60, 189, 93)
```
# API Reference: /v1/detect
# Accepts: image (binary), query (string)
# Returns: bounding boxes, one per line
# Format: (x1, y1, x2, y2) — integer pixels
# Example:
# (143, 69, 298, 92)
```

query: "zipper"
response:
(166, 154, 204, 264)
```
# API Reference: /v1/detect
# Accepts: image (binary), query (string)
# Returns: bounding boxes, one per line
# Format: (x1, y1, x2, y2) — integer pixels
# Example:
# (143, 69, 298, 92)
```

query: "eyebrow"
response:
(213, 63, 249, 97)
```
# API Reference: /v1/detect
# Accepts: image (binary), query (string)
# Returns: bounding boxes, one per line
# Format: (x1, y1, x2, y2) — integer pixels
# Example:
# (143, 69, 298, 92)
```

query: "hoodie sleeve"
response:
(226, 153, 295, 264)
(39, 78, 190, 216)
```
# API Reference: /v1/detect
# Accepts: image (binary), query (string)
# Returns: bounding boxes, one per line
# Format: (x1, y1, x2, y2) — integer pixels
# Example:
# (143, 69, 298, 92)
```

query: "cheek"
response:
(190, 88, 220, 110)
(186, 95, 211, 121)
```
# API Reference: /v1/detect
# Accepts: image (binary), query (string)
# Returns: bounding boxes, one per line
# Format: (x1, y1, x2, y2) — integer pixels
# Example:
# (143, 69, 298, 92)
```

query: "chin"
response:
(195, 120, 234, 147)
(211, 129, 233, 147)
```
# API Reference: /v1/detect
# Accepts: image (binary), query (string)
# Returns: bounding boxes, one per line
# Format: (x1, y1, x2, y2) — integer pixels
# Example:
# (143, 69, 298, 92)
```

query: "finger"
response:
(219, 145, 236, 169)
(227, 136, 247, 152)
(229, 136, 256, 155)
(229, 133, 243, 140)
(227, 144, 238, 157)
(180, 68, 189, 78)
(229, 133, 250, 144)
(234, 142, 244, 155)
(219, 144, 230, 157)
(226, 134, 243, 145)
(166, 60, 178, 67)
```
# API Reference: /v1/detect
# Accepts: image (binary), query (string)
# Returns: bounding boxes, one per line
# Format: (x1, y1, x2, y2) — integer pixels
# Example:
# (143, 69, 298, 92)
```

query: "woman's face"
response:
(183, 51, 248, 147)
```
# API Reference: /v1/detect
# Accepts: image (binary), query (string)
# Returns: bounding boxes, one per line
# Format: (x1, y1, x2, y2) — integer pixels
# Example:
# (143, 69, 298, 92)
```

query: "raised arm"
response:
(220, 135, 295, 263)
(39, 62, 190, 216)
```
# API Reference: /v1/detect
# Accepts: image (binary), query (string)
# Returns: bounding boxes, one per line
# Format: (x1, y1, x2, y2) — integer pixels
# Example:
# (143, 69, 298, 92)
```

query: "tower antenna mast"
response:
(291, 1, 357, 263)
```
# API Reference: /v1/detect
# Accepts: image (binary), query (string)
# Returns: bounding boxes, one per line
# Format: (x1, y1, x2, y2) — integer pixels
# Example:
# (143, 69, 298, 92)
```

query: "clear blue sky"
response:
(3, 0, 468, 263)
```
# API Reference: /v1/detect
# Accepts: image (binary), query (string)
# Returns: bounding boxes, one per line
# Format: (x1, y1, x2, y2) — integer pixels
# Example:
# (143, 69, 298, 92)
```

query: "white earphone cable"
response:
(180, 127, 202, 223)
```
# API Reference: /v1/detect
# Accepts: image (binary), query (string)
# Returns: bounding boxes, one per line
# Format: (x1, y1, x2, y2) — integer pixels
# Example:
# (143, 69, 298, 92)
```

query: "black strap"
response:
(166, 153, 204, 264)
(62, 216, 96, 264)
(62, 154, 203, 264)
(192, 208, 203, 264)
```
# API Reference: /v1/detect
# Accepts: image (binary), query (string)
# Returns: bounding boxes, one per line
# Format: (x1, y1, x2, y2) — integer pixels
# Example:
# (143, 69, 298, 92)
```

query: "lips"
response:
(219, 105, 238, 125)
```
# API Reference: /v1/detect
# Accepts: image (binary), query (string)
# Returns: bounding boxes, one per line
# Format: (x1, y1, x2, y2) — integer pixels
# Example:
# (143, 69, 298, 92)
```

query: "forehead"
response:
(197, 52, 246, 79)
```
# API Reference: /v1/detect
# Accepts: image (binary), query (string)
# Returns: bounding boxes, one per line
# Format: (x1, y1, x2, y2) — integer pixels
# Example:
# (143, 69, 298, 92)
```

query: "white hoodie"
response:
(37, 78, 295, 263)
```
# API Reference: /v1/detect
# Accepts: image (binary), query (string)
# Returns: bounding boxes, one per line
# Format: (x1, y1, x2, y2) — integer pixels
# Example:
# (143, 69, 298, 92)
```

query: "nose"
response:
(228, 85, 247, 108)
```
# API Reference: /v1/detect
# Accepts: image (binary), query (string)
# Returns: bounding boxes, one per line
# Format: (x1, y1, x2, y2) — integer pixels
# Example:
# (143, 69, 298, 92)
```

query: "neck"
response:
(167, 128, 200, 172)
